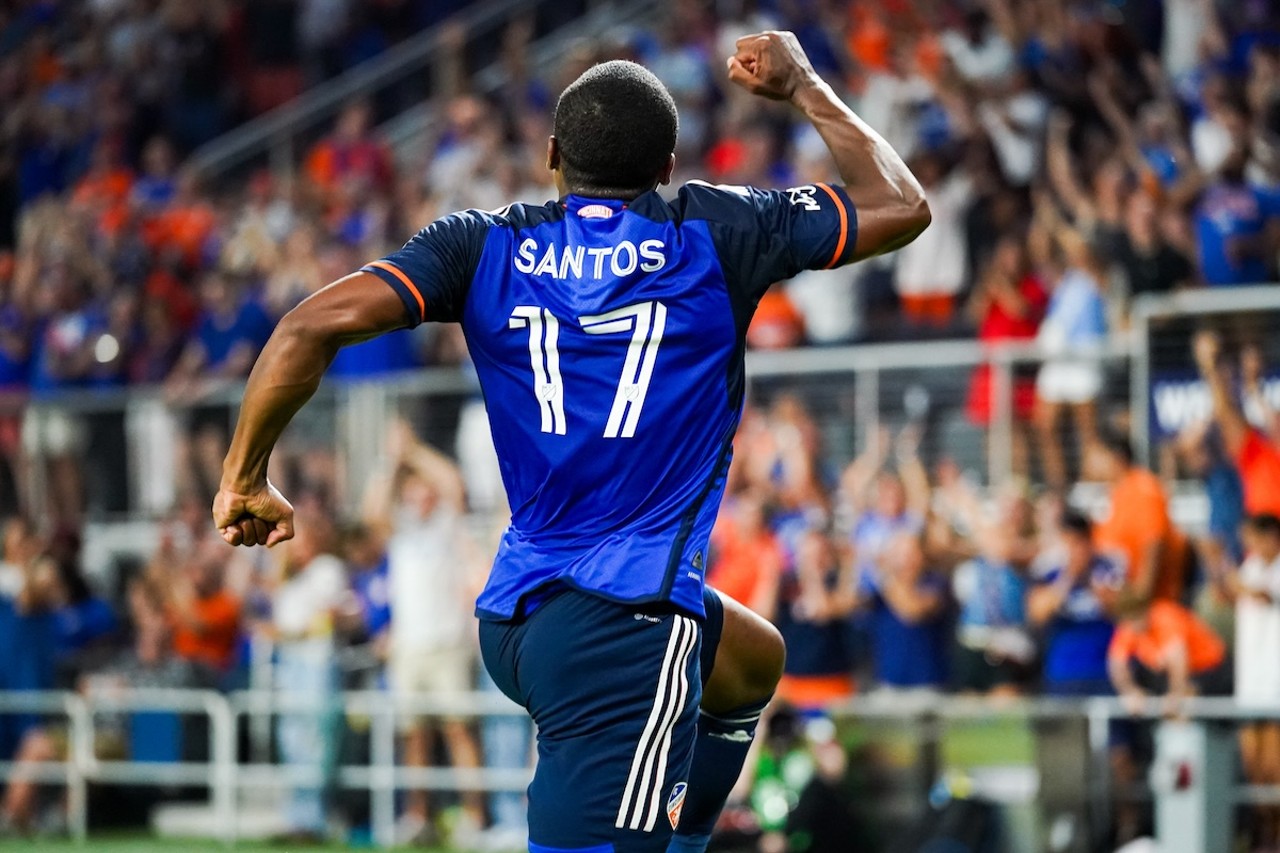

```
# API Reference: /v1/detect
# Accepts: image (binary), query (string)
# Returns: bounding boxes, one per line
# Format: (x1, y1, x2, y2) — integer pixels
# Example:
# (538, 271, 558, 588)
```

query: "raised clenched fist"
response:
(726, 31, 819, 102)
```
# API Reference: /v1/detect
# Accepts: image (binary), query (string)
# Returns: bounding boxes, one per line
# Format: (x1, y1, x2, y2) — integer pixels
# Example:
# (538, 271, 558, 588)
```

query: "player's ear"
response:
(658, 153, 675, 186)
(546, 136, 560, 173)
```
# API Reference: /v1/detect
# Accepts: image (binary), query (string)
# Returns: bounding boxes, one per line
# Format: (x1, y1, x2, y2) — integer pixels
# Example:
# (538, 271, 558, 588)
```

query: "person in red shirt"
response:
(965, 235, 1047, 476)
(1195, 330, 1280, 517)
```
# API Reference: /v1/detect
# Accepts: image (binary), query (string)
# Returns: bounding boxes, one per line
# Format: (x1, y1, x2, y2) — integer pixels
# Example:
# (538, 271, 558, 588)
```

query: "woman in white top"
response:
(1229, 514, 1280, 848)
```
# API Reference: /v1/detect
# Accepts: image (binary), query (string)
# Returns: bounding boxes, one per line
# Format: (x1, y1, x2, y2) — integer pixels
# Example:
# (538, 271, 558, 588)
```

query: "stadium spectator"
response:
(162, 540, 242, 677)
(166, 270, 274, 500)
(1028, 509, 1122, 696)
(1193, 106, 1280, 287)
(1031, 199, 1109, 491)
(1229, 514, 1280, 848)
(850, 531, 950, 695)
(952, 516, 1034, 696)
(1, 575, 204, 835)
(841, 426, 929, 596)
(965, 235, 1047, 477)
(773, 527, 856, 711)
(1110, 192, 1196, 298)
(1195, 330, 1280, 518)
(270, 512, 346, 844)
(708, 491, 784, 620)
(892, 151, 971, 331)
(1108, 594, 1230, 717)
(1091, 432, 1190, 603)
(361, 420, 483, 843)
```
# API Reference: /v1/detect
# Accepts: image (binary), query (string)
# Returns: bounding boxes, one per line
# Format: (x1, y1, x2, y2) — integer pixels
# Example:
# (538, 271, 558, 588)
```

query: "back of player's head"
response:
(553, 60, 678, 197)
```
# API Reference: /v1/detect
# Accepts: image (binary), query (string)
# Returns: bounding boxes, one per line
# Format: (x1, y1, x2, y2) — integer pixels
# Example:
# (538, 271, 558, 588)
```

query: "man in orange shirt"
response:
(169, 543, 242, 673)
(1091, 433, 1189, 602)
(1194, 331, 1280, 517)
(1107, 594, 1229, 715)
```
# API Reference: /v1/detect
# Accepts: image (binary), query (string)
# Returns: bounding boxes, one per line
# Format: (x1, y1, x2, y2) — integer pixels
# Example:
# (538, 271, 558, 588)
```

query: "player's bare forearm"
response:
(215, 272, 408, 546)
(223, 272, 407, 489)
(728, 32, 929, 259)
(220, 320, 337, 492)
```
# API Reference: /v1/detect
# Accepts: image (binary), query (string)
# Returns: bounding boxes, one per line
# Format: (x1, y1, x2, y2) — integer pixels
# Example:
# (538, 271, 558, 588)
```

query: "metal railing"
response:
(0, 688, 1270, 850)
(0, 688, 530, 847)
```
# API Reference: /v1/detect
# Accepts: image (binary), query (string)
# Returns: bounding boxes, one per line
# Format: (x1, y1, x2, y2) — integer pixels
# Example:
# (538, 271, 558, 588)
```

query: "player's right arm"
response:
(728, 31, 930, 259)
(213, 272, 408, 547)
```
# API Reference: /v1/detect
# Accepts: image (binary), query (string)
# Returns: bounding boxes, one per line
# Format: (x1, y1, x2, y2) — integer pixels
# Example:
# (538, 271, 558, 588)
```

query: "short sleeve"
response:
(361, 210, 491, 326)
(679, 181, 858, 303)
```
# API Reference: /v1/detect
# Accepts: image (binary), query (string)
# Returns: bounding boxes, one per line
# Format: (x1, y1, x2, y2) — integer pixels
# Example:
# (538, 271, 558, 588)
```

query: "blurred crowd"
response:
(0, 0, 1275, 526)
(1, 0, 1280, 847)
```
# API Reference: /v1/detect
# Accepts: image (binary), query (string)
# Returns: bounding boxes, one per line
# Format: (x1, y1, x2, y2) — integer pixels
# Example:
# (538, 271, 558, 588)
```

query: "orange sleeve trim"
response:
(366, 261, 425, 322)
(815, 182, 849, 268)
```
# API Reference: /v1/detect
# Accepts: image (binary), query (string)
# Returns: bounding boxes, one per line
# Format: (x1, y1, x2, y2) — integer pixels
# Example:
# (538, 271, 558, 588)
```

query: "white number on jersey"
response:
(508, 301, 667, 438)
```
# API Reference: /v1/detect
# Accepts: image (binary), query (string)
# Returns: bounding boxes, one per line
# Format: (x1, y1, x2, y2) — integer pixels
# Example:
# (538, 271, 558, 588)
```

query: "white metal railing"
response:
(0, 688, 530, 847)
(0, 689, 1273, 848)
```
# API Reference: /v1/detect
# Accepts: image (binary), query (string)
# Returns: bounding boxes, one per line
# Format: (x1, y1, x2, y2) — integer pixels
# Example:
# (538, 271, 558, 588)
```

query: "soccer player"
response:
(213, 31, 928, 853)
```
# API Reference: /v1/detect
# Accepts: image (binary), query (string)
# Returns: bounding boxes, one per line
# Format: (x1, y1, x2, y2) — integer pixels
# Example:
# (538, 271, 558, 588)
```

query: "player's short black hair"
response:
(553, 60, 678, 198)
(1060, 508, 1093, 538)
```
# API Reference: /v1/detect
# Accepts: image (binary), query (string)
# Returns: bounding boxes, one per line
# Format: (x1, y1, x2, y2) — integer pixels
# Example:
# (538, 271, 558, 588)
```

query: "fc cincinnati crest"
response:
(667, 782, 688, 829)
(577, 203, 614, 219)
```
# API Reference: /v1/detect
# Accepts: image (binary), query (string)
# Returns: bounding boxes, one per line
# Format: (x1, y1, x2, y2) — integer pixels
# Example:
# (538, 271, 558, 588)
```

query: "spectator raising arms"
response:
(1195, 330, 1280, 518)
(1028, 510, 1122, 697)
(1090, 432, 1190, 604)
(361, 420, 483, 845)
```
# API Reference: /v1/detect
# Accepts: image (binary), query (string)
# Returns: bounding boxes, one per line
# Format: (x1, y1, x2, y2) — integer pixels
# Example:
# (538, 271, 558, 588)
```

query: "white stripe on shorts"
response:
(615, 614, 697, 831)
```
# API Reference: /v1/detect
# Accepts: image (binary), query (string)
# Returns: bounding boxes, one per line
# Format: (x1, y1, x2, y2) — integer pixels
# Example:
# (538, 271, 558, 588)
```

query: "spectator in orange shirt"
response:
(708, 490, 783, 619)
(1107, 594, 1230, 716)
(1090, 432, 1190, 602)
(70, 139, 133, 215)
(168, 541, 242, 675)
(144, 168, 217, 268)
(1195, 330, 1280, 517)
(303, 101, 393, 200)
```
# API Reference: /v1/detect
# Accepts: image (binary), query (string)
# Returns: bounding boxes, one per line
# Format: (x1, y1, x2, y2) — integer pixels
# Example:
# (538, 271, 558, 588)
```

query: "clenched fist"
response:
(212, 479, 295, 548)
(726, 31, 820, 102)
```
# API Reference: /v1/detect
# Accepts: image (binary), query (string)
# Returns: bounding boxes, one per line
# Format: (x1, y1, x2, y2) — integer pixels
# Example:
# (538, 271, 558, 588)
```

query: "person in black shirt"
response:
(1111, 192, 1195, 297)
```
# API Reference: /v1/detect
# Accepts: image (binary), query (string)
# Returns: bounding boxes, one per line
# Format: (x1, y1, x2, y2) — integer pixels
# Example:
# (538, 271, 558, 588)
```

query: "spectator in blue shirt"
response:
(1028, 510, 1123, 695)
(851, 531, 950, 694)
(952, 523, 1034, 696)
(1194, 111, 1280, 286)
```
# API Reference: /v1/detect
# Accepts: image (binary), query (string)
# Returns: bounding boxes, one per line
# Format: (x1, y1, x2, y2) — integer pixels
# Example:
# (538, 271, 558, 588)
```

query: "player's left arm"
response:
(214, 272, 408, 547)
(728, 31, 930, 260)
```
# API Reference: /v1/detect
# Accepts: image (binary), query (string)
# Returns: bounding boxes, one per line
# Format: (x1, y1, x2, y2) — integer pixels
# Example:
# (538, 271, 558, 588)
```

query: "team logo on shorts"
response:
(666, 782, 688, 829)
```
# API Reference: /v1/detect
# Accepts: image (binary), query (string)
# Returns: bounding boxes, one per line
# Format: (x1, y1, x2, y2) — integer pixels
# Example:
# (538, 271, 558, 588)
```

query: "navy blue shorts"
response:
(480, 587, 723, 853)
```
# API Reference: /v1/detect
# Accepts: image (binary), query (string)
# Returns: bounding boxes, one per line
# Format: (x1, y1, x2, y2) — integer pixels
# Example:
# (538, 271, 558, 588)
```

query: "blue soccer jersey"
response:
(361, 181, 856, 620)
